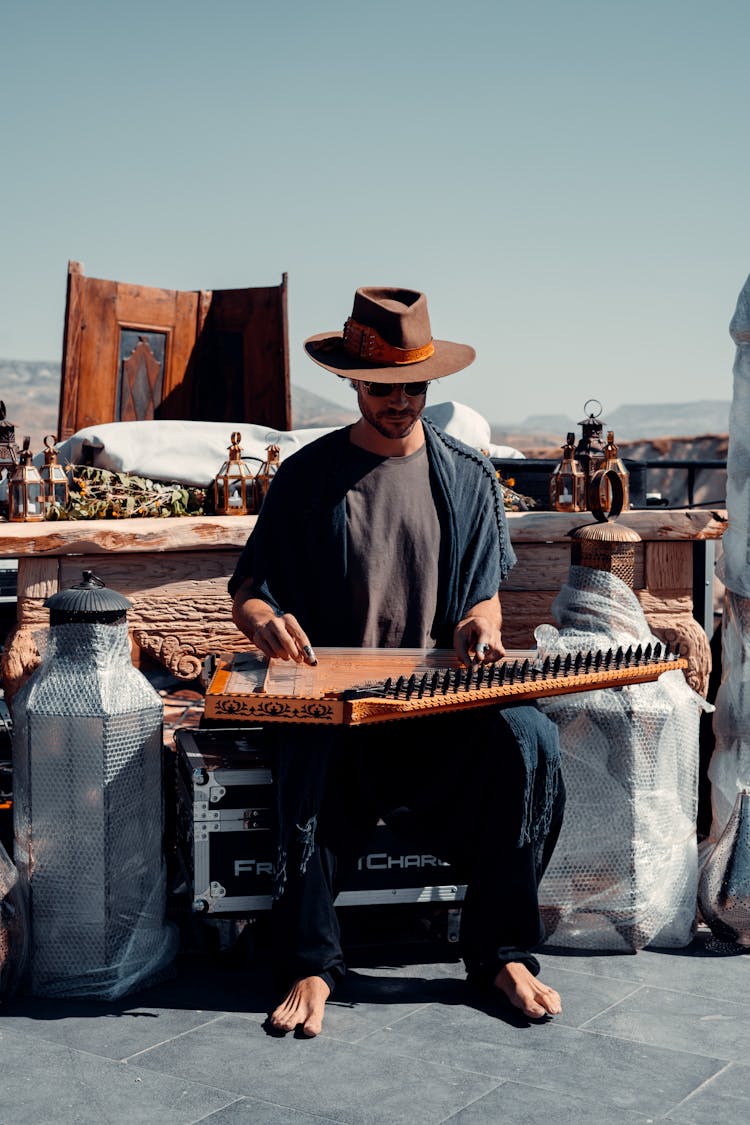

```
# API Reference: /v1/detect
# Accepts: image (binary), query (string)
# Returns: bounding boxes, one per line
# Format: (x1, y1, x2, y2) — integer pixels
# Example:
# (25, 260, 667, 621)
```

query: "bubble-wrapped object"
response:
(698, 789, 750, 947)
(537, 567, 705, 950)
(11, 578, 178, 999)
(708, 591, 750, 838)
(718, 275, 750, 600)
(0, 840, 28, 998)
(709, 275, 750, 843)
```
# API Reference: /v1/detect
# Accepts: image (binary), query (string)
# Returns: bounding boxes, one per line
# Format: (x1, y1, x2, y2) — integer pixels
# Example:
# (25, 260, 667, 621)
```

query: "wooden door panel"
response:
(58, 263, 290, 439)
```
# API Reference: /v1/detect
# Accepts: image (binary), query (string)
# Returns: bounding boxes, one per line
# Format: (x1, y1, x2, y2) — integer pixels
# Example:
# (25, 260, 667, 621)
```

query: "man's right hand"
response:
(251, 610, 316, 664)
(231, 582, 316, 664)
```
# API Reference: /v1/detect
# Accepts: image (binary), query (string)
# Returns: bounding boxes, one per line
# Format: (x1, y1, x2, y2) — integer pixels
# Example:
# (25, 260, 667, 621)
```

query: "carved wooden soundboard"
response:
(204, 645, 688, 726)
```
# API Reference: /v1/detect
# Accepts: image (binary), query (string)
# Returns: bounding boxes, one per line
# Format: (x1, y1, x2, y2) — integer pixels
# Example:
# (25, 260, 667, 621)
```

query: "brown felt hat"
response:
(304, 286, 476, 382)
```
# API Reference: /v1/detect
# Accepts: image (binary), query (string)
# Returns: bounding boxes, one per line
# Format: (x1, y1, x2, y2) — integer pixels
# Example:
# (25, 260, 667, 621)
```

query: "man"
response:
(230, 286, 564, 1037)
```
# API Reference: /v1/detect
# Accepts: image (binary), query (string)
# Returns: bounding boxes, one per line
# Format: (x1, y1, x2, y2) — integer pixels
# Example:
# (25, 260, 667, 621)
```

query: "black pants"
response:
(271, 706, 565, 993)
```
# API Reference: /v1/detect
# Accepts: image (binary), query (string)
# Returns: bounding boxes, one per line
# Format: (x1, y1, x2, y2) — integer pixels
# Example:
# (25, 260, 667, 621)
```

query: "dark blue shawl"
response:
(228, 418, 516, 646)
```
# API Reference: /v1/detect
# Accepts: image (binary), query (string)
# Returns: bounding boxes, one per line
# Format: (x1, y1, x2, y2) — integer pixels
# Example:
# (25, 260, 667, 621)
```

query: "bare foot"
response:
(494, 962, 561, 1018)
(269, 976, 331, 1037)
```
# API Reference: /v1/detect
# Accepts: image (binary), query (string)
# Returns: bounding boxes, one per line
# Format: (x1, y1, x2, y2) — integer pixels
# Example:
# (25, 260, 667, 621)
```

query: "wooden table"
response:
(0, 508, 727, 700)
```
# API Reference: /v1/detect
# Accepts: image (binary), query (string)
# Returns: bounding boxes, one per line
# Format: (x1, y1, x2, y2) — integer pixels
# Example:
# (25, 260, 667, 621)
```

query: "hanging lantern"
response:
(574, 399, 606, 486)
(39, 434, 70, 512)
(213, 432, 255, 515)
(254, 443, 281, 511)
(8, 438, 44, 523)
(550, 432, 587, 512)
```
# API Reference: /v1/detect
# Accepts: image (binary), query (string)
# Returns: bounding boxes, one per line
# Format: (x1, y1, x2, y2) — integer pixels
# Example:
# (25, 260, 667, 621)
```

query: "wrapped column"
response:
(11, 572, 178, 998)
(536, 552, 705, 950)
(710, 276, 750, 839)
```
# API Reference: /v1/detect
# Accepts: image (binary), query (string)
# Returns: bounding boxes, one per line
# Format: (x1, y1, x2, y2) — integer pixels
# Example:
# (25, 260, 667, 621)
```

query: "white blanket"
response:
(48, 402, 523, 486)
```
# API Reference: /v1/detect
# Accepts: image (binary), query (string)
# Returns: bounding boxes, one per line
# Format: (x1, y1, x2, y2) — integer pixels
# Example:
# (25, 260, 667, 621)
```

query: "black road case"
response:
(171, 726, 467, 917)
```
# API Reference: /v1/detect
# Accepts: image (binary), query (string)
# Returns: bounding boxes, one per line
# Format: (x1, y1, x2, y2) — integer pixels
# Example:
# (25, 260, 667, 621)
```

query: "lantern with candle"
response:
(213, 432, 255, 515)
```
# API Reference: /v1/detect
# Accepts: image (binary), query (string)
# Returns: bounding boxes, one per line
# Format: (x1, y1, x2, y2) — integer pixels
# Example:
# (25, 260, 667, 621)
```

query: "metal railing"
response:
(641, 459, 727, 509)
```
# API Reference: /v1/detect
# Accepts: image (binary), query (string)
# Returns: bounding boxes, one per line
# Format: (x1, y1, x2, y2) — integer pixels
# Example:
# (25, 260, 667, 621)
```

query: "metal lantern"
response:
(8, 438, 44, 523)
(254, 443, 281, 511)
(574, 398, 606, 483)
(550, 432, 587, 512)
(569, 521, 642, 588)
(588, 431, 630, 519)
(213, 432, 255, 515)
(10, 571, 177, 998)
(39, 435, 70, 511)
(0, 401, 20, 481)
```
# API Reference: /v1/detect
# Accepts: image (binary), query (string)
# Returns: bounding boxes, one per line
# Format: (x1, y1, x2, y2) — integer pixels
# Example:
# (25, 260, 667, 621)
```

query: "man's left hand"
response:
(453, 614, 505, 666)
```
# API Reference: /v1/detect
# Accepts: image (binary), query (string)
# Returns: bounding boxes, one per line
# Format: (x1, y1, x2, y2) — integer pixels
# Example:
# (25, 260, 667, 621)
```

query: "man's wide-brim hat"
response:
(304, 286, 476, 382)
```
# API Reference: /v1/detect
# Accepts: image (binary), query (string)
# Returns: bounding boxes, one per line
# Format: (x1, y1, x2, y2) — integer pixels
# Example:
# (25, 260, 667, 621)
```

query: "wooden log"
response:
(644, 541, 693, 594)
(0, 515, 258, 559)
(506, 509, 727, 543)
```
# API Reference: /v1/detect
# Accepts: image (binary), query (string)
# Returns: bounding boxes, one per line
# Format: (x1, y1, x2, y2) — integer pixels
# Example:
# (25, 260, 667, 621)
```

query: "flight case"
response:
(171, 725, 467, 919)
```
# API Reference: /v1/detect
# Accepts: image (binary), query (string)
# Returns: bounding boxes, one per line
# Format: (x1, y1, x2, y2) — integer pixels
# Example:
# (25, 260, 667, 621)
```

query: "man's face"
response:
(355, 381, 428, 441)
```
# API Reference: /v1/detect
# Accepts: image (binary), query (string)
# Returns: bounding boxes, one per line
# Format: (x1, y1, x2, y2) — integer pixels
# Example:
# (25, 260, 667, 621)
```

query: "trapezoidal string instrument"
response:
(204, 644, 688, 726)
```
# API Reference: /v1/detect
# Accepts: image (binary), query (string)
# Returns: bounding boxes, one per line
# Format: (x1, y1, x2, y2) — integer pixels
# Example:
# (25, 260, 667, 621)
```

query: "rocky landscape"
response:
(0, 360, 729, 509)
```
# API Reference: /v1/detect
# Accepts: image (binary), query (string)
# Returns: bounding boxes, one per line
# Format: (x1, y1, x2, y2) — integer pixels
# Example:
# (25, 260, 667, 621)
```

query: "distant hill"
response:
(291, 386, 357, 427)
(0, 360, 60, 443)
(494, 400, 731, 447)
(0, 360, 356, 446)
(0, 359, 730, 458)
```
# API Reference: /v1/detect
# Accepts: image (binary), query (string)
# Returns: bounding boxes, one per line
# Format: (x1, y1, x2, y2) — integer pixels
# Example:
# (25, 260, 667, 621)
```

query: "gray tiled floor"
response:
(2, 926, 750, 1125)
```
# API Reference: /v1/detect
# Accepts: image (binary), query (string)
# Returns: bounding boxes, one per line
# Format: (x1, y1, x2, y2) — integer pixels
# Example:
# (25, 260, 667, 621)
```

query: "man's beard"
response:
(366, 411, 421, 440)
(357, 391, 425, 440)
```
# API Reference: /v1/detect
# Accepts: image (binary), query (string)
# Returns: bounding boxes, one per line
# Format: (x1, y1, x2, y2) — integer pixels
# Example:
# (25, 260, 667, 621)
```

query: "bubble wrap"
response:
(698, 789, 750, 947)
(536, 567, 704, 950)
(707, 275, 750, 842)
(718, 275, 750, 599)
(0, 841, 28, 998)
(707, 590, 750, 839)
(11, 622, 178, 998)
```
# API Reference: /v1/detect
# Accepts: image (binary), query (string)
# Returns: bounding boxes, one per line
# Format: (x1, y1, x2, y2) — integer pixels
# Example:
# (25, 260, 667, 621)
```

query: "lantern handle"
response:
(588, 468, 625, 522)
(77, 571, 106, 589)
(582, 398, 603, 419)
(43, 434, 58, 450)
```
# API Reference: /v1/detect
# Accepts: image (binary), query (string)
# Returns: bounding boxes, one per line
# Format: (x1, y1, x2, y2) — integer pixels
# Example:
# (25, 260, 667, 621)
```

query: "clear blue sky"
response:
(1, 0, 748, 426)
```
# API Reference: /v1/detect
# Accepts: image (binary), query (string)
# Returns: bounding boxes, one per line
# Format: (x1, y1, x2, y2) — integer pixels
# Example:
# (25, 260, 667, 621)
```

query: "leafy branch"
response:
(45, 466, 207, 520)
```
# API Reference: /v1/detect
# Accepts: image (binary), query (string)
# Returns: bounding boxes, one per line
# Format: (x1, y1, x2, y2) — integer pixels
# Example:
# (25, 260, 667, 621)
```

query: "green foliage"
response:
(46, 466, 207, 520)
(500, 483, 537, 512)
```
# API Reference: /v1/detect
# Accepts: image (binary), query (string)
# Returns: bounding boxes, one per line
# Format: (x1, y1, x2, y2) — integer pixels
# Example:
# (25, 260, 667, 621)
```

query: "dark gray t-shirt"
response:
(345, 442, 441, 648)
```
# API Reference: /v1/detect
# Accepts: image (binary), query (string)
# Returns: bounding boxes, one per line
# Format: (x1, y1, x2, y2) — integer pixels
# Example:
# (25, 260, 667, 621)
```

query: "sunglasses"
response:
(362, 381, 429, 398)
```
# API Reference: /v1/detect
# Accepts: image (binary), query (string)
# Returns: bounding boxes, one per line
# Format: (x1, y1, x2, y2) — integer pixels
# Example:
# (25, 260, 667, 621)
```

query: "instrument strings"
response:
(347, 641, 680, 702)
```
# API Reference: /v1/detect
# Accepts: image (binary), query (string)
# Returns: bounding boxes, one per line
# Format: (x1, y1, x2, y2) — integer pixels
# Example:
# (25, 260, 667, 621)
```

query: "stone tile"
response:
(0, 1026, 237, 1125)
(0, 998, 223, 1061)
(583, 985, 750, 1062)
(0, 958, 271, 1059)
(666, 1062, 750, 1125)
(323, 965, 467, 1041)
(197, 1100, 345, 1124)
(538, 932, 750, 1005)
(326, 962, 641, 1038)
(358, 1003, 723, 1116)
(532, 963, 643, 1027)
(133, 1012, 502, 1124)
(443, 1079, 656, 1124)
